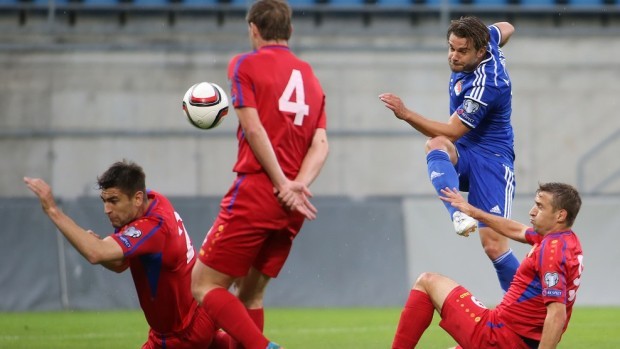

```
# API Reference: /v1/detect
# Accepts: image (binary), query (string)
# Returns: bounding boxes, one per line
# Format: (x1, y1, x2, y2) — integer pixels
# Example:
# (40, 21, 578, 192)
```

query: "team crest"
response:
(122, 226, 142, 238)
(544, 272, 559, 287)
(454, 80, 463, 96)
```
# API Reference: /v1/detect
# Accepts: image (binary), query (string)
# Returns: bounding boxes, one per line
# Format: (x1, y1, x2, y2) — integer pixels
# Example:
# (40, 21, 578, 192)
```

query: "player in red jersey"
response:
(392, 182, 583, 349)
(191, 1, 329, 348)
(24, 160, 221, 349)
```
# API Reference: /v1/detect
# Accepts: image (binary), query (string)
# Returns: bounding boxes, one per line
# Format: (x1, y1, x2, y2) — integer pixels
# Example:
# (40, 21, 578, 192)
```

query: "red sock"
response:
(229, 308, 265, 349)
(392, 289, 435, 349)
(202, 288, 269, 349)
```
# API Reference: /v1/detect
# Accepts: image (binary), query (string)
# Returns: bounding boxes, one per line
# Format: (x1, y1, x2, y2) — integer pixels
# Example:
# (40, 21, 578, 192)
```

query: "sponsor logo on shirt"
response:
(122, 226, 142, 238)
(456, 108, 476, 125)
(430, 171, 444, 181)
(543, 289, 563, 297)
(119, 235, 131, 248)
(544, 272, 559, 287)
(490, 205, 502, 214)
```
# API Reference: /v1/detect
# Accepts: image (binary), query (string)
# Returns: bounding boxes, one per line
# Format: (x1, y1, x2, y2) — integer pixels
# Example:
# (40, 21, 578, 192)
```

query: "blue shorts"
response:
(455, 144, 516, 227)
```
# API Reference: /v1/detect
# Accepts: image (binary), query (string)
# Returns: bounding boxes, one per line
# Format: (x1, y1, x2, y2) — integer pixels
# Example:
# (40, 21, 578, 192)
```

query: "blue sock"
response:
(426, 149, 459, 219)
(493, 249, 520, 292)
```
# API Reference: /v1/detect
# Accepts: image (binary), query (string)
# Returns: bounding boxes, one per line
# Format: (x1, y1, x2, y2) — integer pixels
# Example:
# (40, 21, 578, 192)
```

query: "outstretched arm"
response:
(440, 187, 528, 243)
(379, 93, 470, 142)
(24, 177, 126, 267)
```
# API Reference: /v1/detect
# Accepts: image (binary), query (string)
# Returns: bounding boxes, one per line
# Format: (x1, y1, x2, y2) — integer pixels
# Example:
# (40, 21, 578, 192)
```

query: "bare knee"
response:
(413, 272, 441, 292)
(191, 261, 234, 305)
(425, 136, 452, 153)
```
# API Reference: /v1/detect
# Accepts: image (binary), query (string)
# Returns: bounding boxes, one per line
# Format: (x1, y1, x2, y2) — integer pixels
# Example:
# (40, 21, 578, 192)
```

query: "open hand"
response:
(379, 93, 408, 120)
(23, 177, 58, 213)
(439, 187, 475, 216)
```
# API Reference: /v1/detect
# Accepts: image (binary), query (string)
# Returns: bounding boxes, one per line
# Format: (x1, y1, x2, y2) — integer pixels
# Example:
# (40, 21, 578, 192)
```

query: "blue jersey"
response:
(449, 25, 514, 163)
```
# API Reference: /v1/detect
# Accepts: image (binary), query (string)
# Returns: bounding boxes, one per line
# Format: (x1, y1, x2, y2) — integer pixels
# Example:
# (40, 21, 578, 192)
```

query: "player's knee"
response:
(414, 272, 438, 290)
(425, 136, 452, 152)
(191, 283, 206, 305)
(482, 241, 508, 260)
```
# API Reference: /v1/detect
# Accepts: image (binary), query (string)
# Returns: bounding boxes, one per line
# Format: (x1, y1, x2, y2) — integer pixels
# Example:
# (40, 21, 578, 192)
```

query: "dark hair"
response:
(97, 160, 146, 198)
(246, 0, 292, 42)
(537, 182, 582, 227)
(447, 16, 490, 52)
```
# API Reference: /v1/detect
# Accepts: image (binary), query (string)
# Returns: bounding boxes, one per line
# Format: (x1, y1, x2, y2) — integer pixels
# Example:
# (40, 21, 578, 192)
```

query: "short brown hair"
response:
(97, 160, 146, 198)
(537, 182, 582, 227)
(447, 16, 490, 52)
(246, 0, 292, 42)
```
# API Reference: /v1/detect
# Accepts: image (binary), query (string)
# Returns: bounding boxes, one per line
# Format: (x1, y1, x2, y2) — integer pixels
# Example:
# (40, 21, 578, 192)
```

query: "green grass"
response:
(0, 307, 619, 348)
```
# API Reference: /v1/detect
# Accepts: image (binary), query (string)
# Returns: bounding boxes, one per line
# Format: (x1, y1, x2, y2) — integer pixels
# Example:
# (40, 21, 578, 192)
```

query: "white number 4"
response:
(279, 69, 309, 126)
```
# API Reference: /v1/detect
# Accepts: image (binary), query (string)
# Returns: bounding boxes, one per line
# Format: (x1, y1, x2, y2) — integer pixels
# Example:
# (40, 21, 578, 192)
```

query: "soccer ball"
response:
(182, 82, 229, 129)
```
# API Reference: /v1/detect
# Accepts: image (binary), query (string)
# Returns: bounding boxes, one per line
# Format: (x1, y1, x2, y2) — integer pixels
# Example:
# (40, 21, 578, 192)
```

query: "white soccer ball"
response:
(182, 82, 229, 129)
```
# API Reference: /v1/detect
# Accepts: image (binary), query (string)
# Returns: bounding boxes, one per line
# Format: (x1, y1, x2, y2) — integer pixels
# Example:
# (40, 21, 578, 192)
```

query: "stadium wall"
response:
(1, 21, 620, 198)
(1, 195, 617, 311)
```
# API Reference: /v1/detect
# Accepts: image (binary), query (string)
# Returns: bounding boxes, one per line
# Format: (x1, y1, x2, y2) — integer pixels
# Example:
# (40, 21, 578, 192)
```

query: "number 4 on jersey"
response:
(279, 69, 309, 126)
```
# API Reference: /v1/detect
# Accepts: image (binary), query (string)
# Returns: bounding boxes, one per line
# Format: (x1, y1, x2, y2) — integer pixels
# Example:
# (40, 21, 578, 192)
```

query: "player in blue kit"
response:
(380, 16, 519, 292)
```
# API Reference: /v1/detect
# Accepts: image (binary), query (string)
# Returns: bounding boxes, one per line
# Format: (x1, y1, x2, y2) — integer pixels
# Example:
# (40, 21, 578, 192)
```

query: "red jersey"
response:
(110, 190, 198, 335)
(496, 228, 584, 341)
(228, 45, 327, 178)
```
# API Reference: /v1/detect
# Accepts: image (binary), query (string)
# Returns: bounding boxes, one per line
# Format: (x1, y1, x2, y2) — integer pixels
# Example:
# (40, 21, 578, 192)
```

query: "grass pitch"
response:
(0, 307, 618, 348)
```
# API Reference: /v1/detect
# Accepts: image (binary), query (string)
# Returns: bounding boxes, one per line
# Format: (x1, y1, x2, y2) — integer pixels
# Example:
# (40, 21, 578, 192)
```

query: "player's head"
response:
(246, 0, 292, 48)
(446, 16, 489, 73)
(536, 182, 582, 228)
(97, 160, 147, 228)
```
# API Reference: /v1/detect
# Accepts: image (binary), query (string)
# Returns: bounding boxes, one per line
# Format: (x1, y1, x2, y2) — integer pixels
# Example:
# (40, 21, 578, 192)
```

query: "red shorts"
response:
(198, 173, 305, 278)
(439, 286, 533, 349)
(142, 306, 216, 349)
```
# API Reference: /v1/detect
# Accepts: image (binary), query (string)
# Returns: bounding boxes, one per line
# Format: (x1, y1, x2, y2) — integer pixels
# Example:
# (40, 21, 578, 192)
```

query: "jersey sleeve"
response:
(228, 53, 257, 109)
(524, 228, 541, 245)
(488, 24, 501, 48)
(110, 216, 166, 258)
(538, 237, 570, 305)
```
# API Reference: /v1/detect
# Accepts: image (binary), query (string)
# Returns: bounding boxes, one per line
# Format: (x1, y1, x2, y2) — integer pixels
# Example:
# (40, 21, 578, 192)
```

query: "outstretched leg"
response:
(425, 136, 477, 237)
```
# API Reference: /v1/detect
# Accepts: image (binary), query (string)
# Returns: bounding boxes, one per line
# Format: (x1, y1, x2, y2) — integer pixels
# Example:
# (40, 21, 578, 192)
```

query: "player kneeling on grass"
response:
(392, 183, 584, 349)
(24, 160, 229, 349)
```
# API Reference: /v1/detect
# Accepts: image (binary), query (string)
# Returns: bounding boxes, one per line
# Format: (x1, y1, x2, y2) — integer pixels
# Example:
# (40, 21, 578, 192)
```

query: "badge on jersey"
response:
(122, 226, 142, 238)
(454, 80, 463, 96)
(544, 272, 559, 287)
(463, 99, 480, 114)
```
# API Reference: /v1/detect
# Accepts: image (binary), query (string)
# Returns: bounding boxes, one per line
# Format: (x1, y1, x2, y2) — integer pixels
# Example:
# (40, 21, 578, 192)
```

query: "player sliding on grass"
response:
(380, 16, 520, 292)
(392, 183, 584, 349)
(25, 160, 228, 349)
